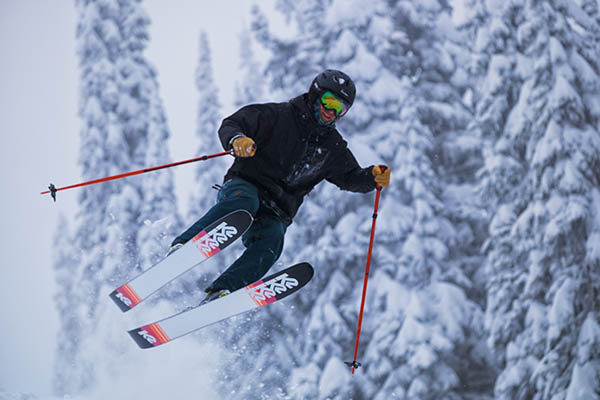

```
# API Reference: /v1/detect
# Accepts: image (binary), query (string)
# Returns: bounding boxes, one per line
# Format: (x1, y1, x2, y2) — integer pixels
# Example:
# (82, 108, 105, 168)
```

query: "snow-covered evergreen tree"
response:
(472, 0, 600, 398)
(234, 23, 266, 107)
(165, 30, 235, 308)
(52, 215, 81, 394)
(136, 81, 181, 268)
(187, 31, 225, 221)
(53, 0, 179, 394)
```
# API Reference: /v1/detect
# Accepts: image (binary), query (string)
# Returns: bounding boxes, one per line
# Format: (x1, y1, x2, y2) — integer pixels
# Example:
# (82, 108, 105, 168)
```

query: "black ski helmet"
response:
(309, 69, 356, 108)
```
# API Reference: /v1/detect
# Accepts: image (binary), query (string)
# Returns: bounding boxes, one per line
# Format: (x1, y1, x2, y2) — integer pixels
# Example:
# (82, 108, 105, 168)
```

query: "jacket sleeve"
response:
(326, 146, 377, 193)
(218, 104, 278, 150)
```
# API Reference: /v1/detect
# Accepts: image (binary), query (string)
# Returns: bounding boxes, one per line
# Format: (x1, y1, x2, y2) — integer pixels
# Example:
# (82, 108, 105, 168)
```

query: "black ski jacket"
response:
(218, 94, 376, 224)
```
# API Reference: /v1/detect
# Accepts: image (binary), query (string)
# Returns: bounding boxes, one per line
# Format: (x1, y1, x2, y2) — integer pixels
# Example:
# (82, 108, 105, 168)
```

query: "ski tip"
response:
(223, 209, 254, 226)
(246, 262, 314, 306)
(229, 209, 254, 230)
(289, 262, 314, 282)
(232, 208, 253, 218)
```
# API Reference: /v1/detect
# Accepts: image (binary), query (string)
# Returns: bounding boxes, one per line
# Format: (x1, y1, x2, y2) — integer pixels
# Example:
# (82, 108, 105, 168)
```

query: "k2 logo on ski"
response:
(193, 222, 238, 257)
(115, 292, 132, 307)
(138, 330, 157, 345)
(246, 273, 299, 306)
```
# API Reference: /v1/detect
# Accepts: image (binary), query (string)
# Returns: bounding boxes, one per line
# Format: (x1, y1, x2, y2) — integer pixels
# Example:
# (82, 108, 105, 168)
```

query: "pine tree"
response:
(474, 0, 600, 398)
(164, 31, 233, 308)
(234, 23, 265, 107)
(53, 0, 179, 394)
(188, 31, 224, 221)
(52, 215, 80, 394)
(136, 71, 182, 268)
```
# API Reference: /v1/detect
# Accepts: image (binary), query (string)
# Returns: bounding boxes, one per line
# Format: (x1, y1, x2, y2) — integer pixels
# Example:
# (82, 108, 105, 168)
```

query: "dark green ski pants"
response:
(172, 178, 287, 292)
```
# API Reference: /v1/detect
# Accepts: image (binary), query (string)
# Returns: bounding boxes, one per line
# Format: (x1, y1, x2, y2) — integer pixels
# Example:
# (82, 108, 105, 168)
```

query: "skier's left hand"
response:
(372, 165, 391, 188)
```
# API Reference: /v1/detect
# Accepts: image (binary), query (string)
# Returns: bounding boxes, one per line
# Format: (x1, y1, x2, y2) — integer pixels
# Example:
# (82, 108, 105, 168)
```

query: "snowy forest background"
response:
(3, 0, 600, 399)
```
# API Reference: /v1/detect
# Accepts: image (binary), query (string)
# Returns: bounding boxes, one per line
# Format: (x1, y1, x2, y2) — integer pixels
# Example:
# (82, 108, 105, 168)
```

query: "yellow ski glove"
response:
(372, 165, 391, 188)
(232, 136, 256, 158)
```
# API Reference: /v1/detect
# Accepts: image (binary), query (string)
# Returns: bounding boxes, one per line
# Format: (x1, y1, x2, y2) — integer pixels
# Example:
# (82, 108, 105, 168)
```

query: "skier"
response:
(168, 69, 391, 305)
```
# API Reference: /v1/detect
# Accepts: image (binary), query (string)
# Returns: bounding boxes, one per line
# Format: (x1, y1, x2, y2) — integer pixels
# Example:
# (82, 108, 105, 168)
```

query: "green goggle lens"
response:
(320, 91, 349, 116)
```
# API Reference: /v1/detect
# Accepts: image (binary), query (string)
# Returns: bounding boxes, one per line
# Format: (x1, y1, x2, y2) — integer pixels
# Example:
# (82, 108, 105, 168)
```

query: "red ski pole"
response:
(345, 183, 383, 374)
(41, 150, 233, 202)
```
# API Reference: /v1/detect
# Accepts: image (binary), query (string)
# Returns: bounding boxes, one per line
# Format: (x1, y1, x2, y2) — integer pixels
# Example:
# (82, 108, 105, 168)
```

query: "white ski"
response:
(128, 262, 314, 349)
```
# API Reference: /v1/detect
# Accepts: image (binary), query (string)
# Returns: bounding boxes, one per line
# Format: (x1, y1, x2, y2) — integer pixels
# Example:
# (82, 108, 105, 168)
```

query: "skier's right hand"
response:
(232, 136, 257, 158)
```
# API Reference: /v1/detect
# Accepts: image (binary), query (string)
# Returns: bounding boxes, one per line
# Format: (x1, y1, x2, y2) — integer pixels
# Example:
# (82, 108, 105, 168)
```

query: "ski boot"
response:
(166, 242, 183, 257)
(199, 289, 230, 306)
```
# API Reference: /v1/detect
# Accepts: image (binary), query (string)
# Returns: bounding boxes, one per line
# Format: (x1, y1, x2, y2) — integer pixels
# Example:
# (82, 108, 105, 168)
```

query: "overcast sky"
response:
(0, 0, 283, 395)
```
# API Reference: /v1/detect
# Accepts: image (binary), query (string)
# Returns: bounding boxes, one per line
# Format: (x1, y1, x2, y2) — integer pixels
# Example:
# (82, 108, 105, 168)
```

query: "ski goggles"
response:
(320, 91, 350, 117)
